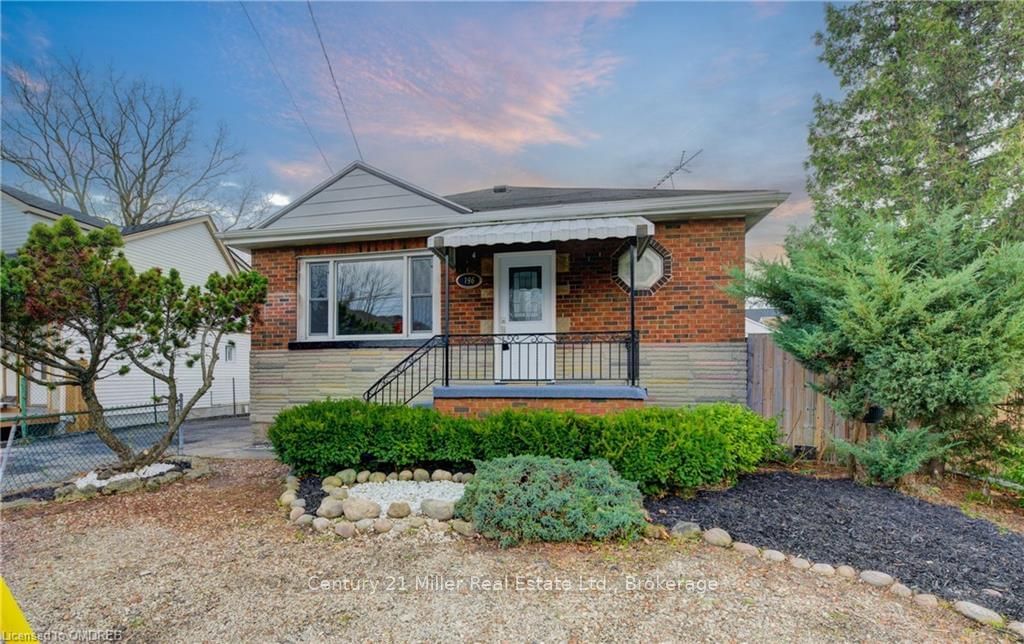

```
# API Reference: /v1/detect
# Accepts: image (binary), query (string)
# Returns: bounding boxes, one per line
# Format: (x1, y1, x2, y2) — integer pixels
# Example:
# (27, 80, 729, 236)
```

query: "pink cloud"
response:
(237, 3, 631, 156)
(752, 1, 785, 19)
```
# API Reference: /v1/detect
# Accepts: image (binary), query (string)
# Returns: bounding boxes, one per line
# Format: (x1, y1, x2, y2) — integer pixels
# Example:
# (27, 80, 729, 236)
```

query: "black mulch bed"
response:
(298, 476, 326, 511)
(646, 472, 1024, 621)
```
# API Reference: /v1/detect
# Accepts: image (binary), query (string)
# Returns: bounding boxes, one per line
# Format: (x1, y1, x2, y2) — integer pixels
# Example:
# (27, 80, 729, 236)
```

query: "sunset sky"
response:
(1, 1, 842, 260)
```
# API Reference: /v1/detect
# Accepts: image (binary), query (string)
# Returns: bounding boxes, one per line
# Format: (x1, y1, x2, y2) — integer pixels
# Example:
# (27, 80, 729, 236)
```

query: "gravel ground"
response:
(646, 472, 1024, 621)
(347, 480, 465, 515)
(2, 461, 1011, 643)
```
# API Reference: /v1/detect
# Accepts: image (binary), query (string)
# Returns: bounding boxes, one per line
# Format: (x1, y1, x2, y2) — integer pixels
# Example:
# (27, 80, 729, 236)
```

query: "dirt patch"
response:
(646, 471, 1024, 621)
(2, 460, 1011, 642)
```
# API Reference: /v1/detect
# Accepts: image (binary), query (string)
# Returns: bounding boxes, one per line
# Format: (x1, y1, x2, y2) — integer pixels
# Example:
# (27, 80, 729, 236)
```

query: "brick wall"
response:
(434, 396, 643, 418)
(251, 238, 428, 350)
(250, 218, 746, 349)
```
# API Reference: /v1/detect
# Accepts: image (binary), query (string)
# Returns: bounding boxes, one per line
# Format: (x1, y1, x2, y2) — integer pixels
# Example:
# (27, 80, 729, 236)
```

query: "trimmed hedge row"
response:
(267, 399, 782, 494)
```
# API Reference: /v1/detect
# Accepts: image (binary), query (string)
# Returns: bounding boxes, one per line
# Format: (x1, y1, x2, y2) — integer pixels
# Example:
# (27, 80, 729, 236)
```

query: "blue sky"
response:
(1, 1, 841, 259)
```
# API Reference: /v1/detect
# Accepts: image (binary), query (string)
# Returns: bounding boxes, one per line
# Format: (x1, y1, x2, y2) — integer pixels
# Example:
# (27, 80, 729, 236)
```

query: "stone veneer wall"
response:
(249, 342, 746, 437)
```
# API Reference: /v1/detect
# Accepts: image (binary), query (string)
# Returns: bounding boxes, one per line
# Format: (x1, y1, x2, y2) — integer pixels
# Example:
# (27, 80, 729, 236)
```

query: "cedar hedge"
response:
(267, 399, 781, 494)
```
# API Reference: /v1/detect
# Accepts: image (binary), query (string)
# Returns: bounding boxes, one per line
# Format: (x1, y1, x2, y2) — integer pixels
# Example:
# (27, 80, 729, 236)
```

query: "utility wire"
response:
(239, 2, 334, 175)
(306, 0, 364, 162)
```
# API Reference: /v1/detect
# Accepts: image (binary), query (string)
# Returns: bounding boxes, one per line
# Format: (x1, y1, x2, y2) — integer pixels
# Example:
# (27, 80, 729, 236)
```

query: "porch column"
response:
(443, 247, 451, 387)
(629, 241, 637, 387)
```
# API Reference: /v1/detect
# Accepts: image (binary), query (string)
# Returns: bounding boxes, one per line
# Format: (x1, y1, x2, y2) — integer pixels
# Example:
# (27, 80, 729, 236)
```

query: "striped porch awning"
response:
(427, 216, 653, 249)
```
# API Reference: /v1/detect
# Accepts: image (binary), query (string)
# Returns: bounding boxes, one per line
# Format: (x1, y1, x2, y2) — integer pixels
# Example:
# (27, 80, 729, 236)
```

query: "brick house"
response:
(222, 162, 787, 435)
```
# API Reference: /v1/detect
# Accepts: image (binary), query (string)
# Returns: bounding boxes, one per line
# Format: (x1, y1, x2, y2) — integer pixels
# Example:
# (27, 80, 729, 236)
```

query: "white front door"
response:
(494, 251, 556, 381)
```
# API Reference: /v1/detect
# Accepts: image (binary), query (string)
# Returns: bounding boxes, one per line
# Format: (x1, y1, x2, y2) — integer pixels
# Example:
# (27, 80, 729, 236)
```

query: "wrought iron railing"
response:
(363, 331, 639, 406)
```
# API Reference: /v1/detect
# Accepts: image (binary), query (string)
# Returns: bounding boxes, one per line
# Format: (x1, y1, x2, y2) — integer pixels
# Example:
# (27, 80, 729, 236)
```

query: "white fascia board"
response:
(222, 191, 789, 250)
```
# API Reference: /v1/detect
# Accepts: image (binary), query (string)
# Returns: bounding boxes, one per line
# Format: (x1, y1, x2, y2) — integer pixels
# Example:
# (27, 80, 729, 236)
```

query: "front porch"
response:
(363, 216, 654, 409)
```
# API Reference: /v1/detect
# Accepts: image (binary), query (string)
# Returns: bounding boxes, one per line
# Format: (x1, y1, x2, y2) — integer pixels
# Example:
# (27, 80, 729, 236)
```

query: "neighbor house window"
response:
(224, 343, 236, 362)
(303, 254, 436, 339)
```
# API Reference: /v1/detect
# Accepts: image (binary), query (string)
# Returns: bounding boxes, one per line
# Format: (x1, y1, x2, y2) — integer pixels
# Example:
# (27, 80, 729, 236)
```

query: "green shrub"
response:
(267, 398, 782, 494)
(478, 408, 596, 460)
(455, 455, 646, 547)
(834, 426, 951, 486)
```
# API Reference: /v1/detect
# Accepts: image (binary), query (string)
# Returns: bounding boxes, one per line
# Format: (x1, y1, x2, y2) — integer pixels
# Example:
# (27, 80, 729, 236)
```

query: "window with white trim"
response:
(303, 254, 437, 339)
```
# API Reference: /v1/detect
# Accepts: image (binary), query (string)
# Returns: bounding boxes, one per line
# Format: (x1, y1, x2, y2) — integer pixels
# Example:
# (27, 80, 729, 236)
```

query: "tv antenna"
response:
(652, 149, 702, 189)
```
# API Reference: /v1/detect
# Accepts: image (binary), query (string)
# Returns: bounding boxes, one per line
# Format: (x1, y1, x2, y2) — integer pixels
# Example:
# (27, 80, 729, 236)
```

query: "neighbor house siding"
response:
(1, 196, 49, 255)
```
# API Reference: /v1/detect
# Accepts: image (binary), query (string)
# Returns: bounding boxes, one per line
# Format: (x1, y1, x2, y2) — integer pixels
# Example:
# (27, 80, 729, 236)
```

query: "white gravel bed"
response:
(74, 463, 176, 489)
(346, 480, 465, 515)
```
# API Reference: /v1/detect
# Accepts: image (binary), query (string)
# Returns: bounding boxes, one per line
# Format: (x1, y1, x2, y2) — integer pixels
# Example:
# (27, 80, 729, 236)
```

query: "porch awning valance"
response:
(427, 216, 654, 249)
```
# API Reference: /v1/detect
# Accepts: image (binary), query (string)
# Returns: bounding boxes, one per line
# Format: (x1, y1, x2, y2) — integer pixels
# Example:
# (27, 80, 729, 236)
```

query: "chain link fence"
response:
(0, 401, 183, 496)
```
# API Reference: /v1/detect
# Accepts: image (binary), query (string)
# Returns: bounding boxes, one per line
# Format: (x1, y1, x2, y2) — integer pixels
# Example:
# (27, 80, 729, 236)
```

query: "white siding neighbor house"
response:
(1, 186, 250, 418)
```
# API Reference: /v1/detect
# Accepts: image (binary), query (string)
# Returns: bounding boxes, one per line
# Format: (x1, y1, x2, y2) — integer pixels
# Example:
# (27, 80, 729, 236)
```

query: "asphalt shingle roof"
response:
(443, 186, 766, 212)
(1, 184, 111, 229)
(120, 216, 209, 236)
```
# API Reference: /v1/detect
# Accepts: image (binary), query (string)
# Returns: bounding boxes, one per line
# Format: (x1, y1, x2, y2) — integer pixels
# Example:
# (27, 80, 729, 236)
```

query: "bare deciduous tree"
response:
(2, 56, 258, 229)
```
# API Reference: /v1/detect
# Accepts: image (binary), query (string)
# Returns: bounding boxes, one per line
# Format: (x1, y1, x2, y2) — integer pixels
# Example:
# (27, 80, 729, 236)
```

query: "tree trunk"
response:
(81, 382, 135, 464)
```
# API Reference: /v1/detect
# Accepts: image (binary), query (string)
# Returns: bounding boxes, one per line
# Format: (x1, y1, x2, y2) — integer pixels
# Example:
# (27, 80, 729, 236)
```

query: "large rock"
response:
(316, 498, 345, 519)
(702, 528, 732, 547)
(289, 507, 306, 522)
(914, 593, 939, 608)
(312, 517, 332, 532)
(953, 601, 1004, 627)
(762, 549, 785, 563)
(407, 516, 427, 529)
(451, 519, 476, 537)
(732, 542, 759, 556)
(461, 473, 474, 484)
(399, 470, 413, 481)
(336, 469, 357, 485)
(355, 518, 375, 533)
(810, 563, 835, 576)
(295, 514, 314, 527)
(413, 468, 430, 482)
(643, 524, 669, 540)
(387, 472, 398, 481)
(105, 478, 143, 494)
(836, 565, 857, 579)
(329, 488, 348, 500)
(431, 469, 453, 482)
(356, 470, 371, 483)
(789, 557, 811, 570)
(321, 475, 342, 488)
(290, 498, 307, 508)
(1007, 622, 1024, 638)
(889, 583, 912, 598)
(373, 518, 393, 533)
(859, 570, 894, 587)
(335, 522, 356, 538)
(387, 502, 411, 518)
(159, 471, 183, 484)
(369, 472, 387, 483)
(670, 521, 701, 538)
(280, 490, 298, 506)
(342, 497, 381, 521)
(420, 499, 455, 521)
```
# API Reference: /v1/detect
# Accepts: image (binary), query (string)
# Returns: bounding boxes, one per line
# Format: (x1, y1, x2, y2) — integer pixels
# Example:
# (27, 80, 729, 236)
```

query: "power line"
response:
(306, 0, 364, 162)
(239, 2, 334, 175)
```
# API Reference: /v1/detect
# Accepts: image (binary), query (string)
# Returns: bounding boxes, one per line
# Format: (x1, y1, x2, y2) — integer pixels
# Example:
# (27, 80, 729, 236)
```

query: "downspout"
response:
(629, 241, 637, 387)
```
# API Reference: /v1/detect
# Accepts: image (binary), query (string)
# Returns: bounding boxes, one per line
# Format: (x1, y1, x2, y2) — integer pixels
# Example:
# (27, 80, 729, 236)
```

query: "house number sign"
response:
(455, 273, 482, 289)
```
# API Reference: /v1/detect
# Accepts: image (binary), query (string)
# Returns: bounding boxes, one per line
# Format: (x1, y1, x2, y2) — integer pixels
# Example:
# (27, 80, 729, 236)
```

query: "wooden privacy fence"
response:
(746, 334, 869, 460)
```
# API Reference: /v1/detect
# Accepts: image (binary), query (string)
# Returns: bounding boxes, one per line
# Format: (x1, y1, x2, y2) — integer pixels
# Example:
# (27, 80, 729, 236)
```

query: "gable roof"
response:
(255, 160, 472, 230)
(121, 215, 208, 236)
(445, 186, 767, 212)
(1, 184, 111, 229)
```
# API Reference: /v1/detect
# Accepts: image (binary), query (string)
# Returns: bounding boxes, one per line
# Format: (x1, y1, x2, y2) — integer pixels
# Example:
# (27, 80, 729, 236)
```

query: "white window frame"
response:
(297, 251, 440, 341)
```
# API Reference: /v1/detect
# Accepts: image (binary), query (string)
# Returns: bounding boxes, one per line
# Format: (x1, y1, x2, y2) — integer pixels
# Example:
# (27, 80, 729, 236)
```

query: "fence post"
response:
(152, 379, 158, 425)
(232, 377, 237, 416)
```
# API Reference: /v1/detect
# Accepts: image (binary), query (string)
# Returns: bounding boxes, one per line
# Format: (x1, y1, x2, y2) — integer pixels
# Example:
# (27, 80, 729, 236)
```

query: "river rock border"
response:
(676, 521, 1024, 639)
(0, 456, 211, 511)
(280, 469, 478, 540)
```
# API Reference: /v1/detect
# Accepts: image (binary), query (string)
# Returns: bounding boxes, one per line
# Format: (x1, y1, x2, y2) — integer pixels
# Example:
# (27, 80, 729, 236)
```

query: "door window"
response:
(508, 267, 543, 322)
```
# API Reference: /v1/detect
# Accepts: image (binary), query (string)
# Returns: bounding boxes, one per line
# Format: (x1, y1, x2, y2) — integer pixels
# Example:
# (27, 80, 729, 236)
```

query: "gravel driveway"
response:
(2, 461, 1010, 642)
